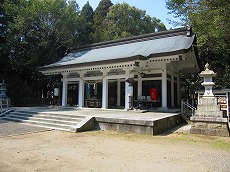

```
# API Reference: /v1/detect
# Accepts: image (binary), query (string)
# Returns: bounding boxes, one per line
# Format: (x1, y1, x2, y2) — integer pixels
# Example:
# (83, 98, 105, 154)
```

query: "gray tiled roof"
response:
(42, 28, 195, 69)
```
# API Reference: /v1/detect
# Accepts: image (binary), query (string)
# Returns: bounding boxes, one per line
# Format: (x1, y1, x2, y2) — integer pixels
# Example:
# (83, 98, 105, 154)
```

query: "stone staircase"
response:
(0, 111, 87, 132)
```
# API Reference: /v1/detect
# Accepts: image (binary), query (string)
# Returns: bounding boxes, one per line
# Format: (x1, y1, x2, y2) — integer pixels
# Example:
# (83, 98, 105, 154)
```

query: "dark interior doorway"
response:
(67, 84, 78, 106)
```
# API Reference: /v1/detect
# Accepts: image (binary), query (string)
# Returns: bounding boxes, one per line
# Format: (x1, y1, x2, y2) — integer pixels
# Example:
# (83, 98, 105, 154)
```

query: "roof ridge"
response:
(70, 27, 190, 53)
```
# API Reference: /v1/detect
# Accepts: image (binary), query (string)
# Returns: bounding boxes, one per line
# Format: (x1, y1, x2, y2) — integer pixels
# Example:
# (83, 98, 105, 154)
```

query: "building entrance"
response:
(67, 84, 78, 106)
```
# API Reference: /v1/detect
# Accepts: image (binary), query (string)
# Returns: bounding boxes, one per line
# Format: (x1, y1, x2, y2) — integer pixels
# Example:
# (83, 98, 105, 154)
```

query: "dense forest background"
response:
(0, 0, 229, 106)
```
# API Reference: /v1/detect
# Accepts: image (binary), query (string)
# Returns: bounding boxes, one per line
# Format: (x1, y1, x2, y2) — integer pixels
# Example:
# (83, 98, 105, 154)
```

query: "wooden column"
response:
(78, 73, 85, 108)
(102, 71, 108, 109)
(61, 73, 68, 107)
(161, 69, 167, 108)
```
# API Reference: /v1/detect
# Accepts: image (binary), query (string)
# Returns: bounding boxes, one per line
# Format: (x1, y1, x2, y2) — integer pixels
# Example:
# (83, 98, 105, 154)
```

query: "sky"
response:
(76, 0, 180, 29)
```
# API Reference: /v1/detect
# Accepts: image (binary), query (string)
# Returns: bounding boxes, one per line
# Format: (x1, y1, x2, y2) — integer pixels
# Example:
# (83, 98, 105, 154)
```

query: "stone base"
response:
(190, 121, 230, 137)
(190, 127, 229, 137)
(191, 96, 230, 137)
(196, 97, 223, 117)
(94, 114, 183, 135)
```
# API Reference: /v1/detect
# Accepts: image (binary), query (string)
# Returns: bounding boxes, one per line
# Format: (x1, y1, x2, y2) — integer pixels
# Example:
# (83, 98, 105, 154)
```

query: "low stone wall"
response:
(94, 114, 182, 135)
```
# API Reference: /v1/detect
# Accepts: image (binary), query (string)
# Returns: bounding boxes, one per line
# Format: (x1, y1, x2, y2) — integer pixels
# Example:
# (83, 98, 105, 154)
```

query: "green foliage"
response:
(152, 17, 167, 32)
(96, 3, 166, 41)
(0, 0, 11, 74)
(166, 0, 230, 87)
(79, 1, 94, 44)
(1, 0, 168, 105)
(93, 0, 113, 42)
(1, 0, 85, 105)
(67, 0, 80, 13)
(4, 0, 84, 69)
(81, 1, 94, 22)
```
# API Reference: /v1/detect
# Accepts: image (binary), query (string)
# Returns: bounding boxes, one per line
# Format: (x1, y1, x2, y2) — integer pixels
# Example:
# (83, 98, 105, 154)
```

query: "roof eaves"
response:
(38, 47, 192, 72)
(38, 55, 144, 72)
(70, 27, 189, 53)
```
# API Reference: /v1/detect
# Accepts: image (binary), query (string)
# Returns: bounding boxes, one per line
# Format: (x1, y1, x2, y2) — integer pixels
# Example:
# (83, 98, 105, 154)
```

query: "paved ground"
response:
(0, 120, 50, 137)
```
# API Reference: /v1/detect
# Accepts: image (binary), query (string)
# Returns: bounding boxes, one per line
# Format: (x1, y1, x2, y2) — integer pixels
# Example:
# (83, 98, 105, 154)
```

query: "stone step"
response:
(4, 114, 79, 126)
(0, 110, 87, 132)
(10, 111, 85, 120)
(9, 111, 84, 122)
(0, 116, 75, 131)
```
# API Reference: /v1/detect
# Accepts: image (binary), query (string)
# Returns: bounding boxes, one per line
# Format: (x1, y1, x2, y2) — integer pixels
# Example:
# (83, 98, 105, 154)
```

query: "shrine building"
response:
(39, 27, 200, 110)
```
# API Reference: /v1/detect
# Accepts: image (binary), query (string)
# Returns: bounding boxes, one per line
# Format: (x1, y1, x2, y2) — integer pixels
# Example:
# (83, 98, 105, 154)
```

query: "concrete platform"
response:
(11, 106, 183, 135)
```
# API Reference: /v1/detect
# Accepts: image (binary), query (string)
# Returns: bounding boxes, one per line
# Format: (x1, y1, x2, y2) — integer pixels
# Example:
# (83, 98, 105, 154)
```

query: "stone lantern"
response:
(0, 80, 8, 99)
(199, 63, 216, 97)
(190, 64, 230, 137)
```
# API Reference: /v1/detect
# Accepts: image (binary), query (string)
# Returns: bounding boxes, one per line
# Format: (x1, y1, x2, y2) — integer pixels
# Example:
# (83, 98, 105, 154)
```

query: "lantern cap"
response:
(199, 63, 216, 77)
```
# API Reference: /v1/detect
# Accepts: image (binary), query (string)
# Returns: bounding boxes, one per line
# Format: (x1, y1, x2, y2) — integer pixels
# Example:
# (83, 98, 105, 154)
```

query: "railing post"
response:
(6, 98, 9, 110)
(181, 100, 184, 114)
(0, 99, 2, 113)
(181, 99, 196, 117)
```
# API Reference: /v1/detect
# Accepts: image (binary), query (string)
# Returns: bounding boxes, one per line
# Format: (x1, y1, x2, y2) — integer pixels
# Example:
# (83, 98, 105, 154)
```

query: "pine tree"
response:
(79, 1, 94, 44)
(93, 0, 113, 42)
(81, 1, 93, 22)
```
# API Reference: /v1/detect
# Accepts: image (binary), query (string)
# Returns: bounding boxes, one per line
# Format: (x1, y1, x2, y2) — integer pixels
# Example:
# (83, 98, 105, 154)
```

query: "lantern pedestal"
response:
(0, 80, 8, 99)
(0, 80, 10, 113)
(190, 64, 230, 137)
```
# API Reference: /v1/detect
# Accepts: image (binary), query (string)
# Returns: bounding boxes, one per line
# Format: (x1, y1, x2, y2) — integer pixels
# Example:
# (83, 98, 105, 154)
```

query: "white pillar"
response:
(125, 80, 130, 110)
(62, 73, 68, 107)
(117, 79, 121, 106)
(161, 69, 167, 108)
(94, 83, 97, 96)
(171, 75, 175, 107)
(102, 71, 108, 109)
(78, 73, 85, 108)
(125, 70, 133, 110)
(177, 77, 181, 106)
(137, 75, 142, 98)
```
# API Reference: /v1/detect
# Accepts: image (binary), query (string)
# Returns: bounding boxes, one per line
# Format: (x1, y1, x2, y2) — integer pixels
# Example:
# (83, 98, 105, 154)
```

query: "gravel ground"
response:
(0, 128, 229, 172)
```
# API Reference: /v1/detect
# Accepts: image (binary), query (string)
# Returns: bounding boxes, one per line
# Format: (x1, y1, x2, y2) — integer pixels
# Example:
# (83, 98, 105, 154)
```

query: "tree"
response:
(81, 1, 94, 22)
(93, 0, 113, 42)
(101, 3, 166, 40)
(4, 0, 84, 68)
(68, 0, 80, 13)
(79, 1, 94, 44)
(2, 0, 84, 105)
(166, 0, 230, 87)
(0, 0, 11, 76)
(152, 17, 167, 32)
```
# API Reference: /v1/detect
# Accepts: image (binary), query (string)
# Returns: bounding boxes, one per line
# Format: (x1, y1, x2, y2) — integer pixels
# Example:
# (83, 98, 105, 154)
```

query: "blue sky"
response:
(76, 0, 180, 29)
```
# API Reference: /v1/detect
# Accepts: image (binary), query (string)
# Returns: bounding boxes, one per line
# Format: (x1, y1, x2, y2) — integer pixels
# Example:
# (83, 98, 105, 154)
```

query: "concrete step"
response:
(10, 111, 85, 119)
(8, 111, 84, 122)
(3, 114, 79, 125)
(0, 111, 87, 132)
(0, 116, 75, 131)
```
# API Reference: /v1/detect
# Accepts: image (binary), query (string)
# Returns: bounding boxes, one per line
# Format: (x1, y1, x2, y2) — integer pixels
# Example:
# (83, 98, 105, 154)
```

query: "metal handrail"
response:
(181, 99, 196, 116)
